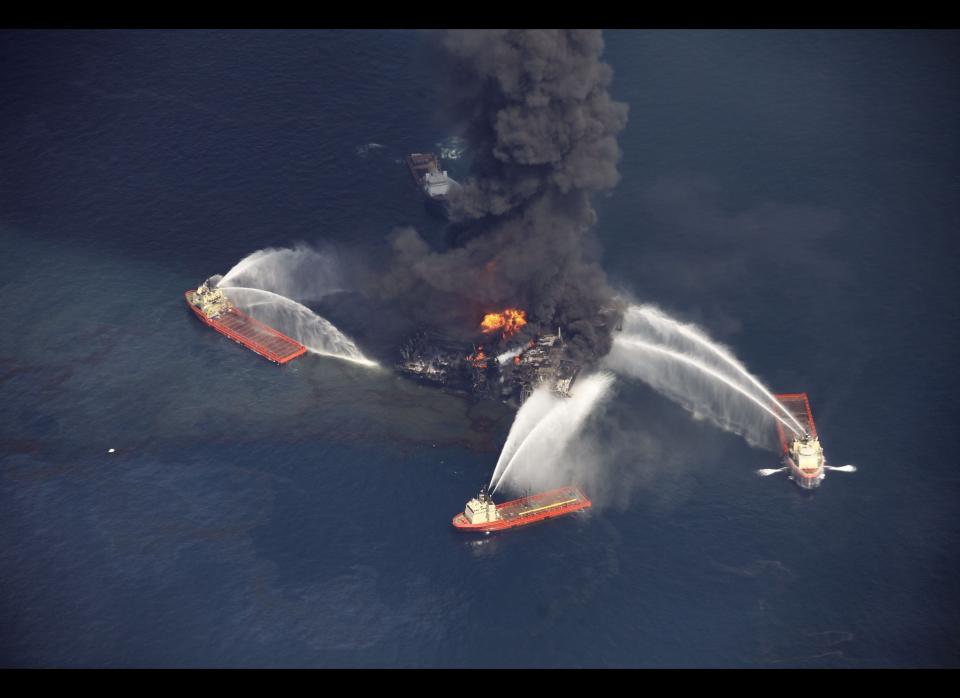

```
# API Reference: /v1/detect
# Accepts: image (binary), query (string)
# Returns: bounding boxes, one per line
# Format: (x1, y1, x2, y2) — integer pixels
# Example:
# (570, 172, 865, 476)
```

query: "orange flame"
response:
(466, 347, 488, 368)
(480, 309, 527, 340)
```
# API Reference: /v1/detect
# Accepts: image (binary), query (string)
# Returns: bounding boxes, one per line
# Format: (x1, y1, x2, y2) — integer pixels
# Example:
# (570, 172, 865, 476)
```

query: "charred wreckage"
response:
(397, 308, 622, 406)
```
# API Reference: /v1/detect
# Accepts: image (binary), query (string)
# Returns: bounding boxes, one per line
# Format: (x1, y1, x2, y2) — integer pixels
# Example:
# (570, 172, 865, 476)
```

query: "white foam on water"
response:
(757, 467, 788, 477)
(825, 464, 857, 473)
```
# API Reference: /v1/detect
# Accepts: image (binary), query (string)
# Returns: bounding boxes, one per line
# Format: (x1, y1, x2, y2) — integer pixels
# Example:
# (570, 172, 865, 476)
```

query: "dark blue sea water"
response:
(1, 30, 958, 667)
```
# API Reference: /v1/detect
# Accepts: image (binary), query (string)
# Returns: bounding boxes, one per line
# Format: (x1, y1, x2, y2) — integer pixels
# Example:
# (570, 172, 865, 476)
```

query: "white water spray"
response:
(613, 337, 801, 437)
(218, 246, 344, 302)
(488, 388, 556, 489)
(219, 286, 377, 367)
(496, 345, 525, 365)
(491, 373, 615, 495)
(626, 305, 806, 435)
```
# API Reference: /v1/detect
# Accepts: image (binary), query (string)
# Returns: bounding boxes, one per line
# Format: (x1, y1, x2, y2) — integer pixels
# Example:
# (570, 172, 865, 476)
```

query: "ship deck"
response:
(218, 309, 306, 362)
(187, 291, 306, 364)
(495, 486, 590, 522)
(774, 393, 817, 453)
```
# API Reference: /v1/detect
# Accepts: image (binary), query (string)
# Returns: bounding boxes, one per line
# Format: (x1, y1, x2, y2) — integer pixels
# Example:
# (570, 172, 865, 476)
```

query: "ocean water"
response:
(1, 29, 958, 667)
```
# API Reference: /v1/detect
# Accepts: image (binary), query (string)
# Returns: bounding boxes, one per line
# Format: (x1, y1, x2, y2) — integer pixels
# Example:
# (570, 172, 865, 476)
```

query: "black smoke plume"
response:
(375, 30, 628, 362)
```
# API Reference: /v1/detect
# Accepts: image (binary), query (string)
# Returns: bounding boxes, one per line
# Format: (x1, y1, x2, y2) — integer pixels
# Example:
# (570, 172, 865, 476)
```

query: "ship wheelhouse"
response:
(790, 436, 824, 471)
(423, 169, 451, 199)
(463, 488, 500, 524)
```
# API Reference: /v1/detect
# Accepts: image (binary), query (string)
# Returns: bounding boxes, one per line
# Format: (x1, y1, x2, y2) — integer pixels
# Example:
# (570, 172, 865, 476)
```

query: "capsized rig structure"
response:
(398, 327, 580, 407)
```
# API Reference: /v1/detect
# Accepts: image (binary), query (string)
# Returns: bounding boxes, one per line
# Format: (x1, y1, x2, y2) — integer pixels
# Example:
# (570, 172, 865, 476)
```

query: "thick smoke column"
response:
(377, 30, 628, 361)
(442, 30, 629, 219)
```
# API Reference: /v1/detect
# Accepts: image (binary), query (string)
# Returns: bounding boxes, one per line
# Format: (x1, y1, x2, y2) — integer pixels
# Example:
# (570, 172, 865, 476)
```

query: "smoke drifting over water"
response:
(197, 33, 629, 368)
(604, 304, 789, 450)
(441, 30, 629, 220)
(375, 30, 628, 362)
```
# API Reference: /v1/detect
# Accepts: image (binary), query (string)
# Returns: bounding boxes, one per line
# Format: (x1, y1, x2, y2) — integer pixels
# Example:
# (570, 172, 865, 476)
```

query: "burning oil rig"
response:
(397, 308, 590, 406)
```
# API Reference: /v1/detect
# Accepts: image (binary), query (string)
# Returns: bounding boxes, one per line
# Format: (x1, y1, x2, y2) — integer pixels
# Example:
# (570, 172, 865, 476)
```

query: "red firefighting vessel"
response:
(452, 485, 591, 532)
(185, 281, 307, 365)
(774, 392, 825, 489)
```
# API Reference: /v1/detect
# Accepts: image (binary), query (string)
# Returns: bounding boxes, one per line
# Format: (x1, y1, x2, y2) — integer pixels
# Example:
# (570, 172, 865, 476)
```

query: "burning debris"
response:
(374, 31, 627, 364)
(398, 310, 584, 406)
(378, 31, 628, 405)
(466, 346, 489, 369)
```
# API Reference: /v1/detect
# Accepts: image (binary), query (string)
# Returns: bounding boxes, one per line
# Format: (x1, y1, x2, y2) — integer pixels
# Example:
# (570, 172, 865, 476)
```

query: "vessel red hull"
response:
(452, 486, 591, 532)
(185, 291, 307, 364)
